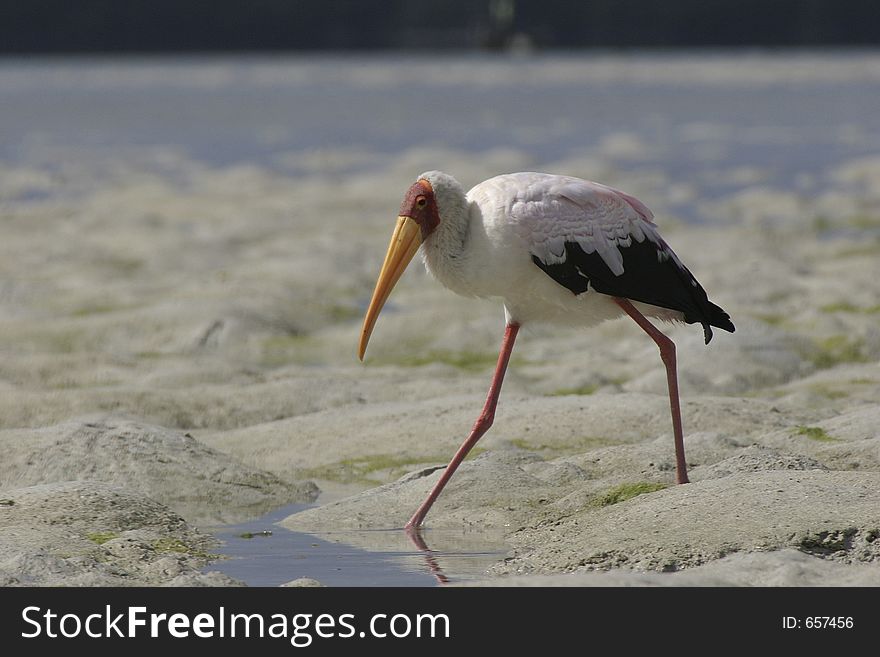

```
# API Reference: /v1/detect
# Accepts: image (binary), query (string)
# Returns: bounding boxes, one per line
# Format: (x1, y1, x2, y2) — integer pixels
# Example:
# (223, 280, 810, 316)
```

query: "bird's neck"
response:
(421, 196, 476, 297)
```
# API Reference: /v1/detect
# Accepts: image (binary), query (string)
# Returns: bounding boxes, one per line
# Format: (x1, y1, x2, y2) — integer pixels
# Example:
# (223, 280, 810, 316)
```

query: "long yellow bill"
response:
(358, 216, 423, 360)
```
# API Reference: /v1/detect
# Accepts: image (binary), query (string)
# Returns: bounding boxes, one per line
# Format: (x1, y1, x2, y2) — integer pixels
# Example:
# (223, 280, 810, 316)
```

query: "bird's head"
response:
(358, 171, 462, 361)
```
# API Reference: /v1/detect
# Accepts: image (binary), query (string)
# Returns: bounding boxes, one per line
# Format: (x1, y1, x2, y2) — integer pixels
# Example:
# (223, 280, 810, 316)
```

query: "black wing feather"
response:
(531, 238, 735, 344)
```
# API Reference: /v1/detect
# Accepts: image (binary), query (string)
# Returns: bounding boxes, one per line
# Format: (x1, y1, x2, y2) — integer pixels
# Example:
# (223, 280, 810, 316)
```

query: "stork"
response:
(358, 171, 734, 530)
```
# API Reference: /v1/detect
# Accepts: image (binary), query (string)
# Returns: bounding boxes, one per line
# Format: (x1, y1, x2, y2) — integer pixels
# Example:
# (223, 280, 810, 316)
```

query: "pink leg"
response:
(405, 323, 520, 530)
(613, 298, 689, 484)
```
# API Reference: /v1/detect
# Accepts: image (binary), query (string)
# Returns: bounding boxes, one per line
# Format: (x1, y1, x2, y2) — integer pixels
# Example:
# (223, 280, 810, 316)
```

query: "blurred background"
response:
(2, 0, 880, 52)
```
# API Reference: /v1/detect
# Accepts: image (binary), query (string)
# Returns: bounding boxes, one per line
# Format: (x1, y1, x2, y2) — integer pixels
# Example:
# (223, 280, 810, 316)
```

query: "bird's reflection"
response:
(405, 527, 450, 584)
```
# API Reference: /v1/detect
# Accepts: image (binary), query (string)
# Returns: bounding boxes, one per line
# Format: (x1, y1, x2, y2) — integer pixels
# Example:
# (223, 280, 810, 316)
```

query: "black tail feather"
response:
(702, 299, 736, 344)
(701, 300, 735, 344)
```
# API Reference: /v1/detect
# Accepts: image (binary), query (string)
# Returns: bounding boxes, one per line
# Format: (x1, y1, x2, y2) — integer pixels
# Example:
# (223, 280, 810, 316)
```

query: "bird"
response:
(358, 171, 734, 531)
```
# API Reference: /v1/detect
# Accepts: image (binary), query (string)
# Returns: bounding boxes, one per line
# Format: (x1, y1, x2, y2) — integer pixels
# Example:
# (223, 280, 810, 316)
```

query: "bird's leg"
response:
(613, 298, 689, 484)
(405, 322, 520, 530)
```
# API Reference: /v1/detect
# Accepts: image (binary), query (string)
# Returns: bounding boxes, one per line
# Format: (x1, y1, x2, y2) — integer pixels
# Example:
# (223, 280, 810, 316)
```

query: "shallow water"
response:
(206, 503, 509, 587)
(3, 52, 879, 223)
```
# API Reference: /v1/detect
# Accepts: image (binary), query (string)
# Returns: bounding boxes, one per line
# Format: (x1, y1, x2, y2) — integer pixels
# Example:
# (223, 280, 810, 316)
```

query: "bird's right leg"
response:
(405, 322, 520, 531)
(613, 297, 689, 484)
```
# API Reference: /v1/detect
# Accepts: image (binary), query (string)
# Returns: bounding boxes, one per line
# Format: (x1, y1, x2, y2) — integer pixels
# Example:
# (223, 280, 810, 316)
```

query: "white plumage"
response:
(421, 170, 685, 329)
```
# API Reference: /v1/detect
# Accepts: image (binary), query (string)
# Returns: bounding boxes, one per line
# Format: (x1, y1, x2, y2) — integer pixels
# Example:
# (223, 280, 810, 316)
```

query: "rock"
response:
(281, 577, 325, 587)
(463, 549, 880, 586)
(165, 572, 246, 587)
(282, 451, 880, 584)
(206, 393, 817, 494)
(0, 481, 226, 586)
(497, 471, 880, 575)
(283, 449, 555, 533)
(0, 418, 318, 525)
(689, 445, 827, 480)
(755, 405, 880, 472)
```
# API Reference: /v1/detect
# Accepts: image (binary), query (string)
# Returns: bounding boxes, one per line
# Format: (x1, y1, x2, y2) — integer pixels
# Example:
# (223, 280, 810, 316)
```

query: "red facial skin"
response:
(398, 179, 441, 241)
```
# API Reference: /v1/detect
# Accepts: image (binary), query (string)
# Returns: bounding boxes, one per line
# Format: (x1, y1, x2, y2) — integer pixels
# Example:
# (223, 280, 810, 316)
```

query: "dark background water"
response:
(2, 53, 878, 224)
(2, 0, 879, 53)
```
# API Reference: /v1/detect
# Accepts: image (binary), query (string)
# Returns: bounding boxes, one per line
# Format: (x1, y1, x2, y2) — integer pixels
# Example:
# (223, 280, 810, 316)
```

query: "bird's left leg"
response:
(405, 322, 520, 530)
(613, 297, 689, 484)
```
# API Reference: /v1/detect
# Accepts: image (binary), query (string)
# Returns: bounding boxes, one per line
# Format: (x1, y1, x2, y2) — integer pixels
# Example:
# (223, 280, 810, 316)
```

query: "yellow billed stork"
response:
(359, 171, 734, 530)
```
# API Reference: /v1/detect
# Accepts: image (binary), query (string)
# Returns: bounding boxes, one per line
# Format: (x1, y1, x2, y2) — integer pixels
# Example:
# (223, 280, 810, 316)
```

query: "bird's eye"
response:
(416, 196, 427, 208)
